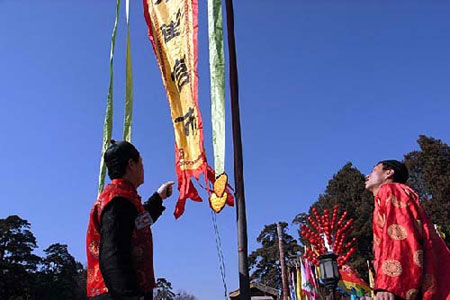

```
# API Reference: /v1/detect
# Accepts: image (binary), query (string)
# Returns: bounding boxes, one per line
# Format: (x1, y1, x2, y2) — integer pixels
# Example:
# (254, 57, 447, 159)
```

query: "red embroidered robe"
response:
(373, 183, 450, 300)
(86, 179, 156, 297)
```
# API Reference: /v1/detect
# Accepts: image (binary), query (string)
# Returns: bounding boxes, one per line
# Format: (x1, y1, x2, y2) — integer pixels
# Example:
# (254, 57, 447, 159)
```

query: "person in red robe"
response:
(365, 160, 450, 300)
(86, 140, 174, 300)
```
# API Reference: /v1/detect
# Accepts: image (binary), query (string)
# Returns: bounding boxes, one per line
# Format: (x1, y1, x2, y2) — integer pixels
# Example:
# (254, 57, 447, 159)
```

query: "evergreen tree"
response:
(0, 215, 40, 299)
(35, 243, 86, 299)
(293, 163, 374, 280)
(249, 222, 301, 289)
(404, 135, 450, 247)
(174, 290, 197, 300)
(154, 278, 176, 300)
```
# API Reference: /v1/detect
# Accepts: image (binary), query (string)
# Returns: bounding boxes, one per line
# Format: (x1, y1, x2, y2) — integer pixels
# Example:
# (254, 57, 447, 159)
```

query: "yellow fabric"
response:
(338, 279, 371, 294)
(369, 265, 375, 297)
(145, 0, 204, 171)
(296, 267, 302, 300)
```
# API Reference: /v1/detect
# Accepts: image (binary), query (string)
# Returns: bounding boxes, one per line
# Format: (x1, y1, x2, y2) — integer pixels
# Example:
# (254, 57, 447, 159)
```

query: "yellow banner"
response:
(144, 0, 211, 218)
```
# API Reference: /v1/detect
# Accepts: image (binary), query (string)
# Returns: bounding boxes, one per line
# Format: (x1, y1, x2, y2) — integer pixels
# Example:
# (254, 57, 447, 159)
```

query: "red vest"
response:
(86, 179, 155, 297)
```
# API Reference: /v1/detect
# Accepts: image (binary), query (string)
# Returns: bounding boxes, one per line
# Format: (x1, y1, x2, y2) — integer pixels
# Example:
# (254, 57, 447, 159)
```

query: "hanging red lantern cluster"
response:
(300, 205, 357, 267)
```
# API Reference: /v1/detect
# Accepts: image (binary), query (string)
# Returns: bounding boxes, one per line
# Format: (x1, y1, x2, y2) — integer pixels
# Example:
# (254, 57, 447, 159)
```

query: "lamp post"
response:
(318, 252, 340, 300)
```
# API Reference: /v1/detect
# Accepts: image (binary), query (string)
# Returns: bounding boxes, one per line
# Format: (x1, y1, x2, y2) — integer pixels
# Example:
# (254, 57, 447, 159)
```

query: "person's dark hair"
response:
(104, 140, 140, 179)
(378, 159, 409, 184)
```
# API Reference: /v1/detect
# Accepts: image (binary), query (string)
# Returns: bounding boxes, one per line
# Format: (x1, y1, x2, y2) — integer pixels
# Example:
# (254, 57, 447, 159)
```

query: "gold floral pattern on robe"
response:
(387, 224, 408, 240)
(377, 211, 386, 228)
(389, 194, 408, 208)
(413, 250, 423, 268)
(381, 259, 403, 277)
(374, 234, 381, 246)
(89, 241, 99, 258)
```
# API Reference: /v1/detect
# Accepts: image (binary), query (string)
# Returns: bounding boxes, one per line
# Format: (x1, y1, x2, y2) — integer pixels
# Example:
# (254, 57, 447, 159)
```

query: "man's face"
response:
(136, 157, 144, 186)
(128, 156, 144, 187)
(365, 163, 391, 192)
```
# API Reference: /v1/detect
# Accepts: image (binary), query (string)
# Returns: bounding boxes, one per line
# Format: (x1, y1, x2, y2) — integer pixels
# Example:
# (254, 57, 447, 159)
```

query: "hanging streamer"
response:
(207, 0, 229, 213)
(98, 0, 121, 196)
(123, 0, 134, 142)
(143, 0, 233, 218)
(208, 0, 225, 177)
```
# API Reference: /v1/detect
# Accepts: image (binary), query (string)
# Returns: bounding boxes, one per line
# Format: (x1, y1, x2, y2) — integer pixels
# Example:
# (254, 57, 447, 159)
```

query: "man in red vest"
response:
(86, 140, 174, 300)
(365, 160, 450, 300)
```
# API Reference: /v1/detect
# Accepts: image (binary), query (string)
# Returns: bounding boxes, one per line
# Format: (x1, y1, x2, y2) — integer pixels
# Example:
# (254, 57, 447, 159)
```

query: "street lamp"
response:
(318, 252, 340, 300)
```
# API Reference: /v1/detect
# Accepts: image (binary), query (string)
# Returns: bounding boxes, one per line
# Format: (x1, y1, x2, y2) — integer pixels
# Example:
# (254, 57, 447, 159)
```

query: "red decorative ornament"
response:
(300, 206, 356, 267)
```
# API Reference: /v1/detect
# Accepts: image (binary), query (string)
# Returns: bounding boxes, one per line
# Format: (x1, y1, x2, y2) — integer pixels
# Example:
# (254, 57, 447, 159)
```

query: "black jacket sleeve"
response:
(143, 192, 165, 223)
(99, 197, 142, 299)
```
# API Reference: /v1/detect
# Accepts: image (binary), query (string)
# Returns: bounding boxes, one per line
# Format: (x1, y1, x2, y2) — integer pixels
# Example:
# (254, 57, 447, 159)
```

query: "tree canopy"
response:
(404, 135, 450, 247)
(249, 222, 301, 289)
(0, 215, 85, 300)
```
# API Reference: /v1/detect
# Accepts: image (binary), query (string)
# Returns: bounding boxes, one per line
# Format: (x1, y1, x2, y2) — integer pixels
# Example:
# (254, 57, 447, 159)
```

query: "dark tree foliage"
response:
(175, 290, 198, 300)
(404, 135, 450, 247)
(0, 214, 198, 300)
(249, 222, 301, 289)
(0, 215, 41, 299)
(154, 277, 176, 300)
(0, 216, 87, 300)
(34, 243, 86, 299)
(293, 163, 374, 281)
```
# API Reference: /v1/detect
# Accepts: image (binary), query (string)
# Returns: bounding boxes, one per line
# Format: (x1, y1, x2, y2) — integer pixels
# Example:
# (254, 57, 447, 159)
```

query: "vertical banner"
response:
(123, 0, 134, 142)
(98, 0, 121, 196)
(207, 0, 225, 177)
(144, 0, 233, 218)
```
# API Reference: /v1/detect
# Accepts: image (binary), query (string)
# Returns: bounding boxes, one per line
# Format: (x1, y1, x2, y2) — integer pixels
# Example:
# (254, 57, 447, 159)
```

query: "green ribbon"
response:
(98, 0, 121, 196)
(208, 0, 226, 176)
(123, 0, 133, 142)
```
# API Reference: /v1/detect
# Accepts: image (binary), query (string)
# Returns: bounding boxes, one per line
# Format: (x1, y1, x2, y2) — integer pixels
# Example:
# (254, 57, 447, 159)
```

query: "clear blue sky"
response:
(1, 0, 450, 299)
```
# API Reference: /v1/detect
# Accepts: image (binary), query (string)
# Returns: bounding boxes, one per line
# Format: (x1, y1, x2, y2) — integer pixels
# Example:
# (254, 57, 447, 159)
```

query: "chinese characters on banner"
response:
(143, 0, 233, 218)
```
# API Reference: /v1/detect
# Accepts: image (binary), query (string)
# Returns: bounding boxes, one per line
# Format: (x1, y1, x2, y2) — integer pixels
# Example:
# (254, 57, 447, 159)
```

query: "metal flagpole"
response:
(224, 0, 250, 299)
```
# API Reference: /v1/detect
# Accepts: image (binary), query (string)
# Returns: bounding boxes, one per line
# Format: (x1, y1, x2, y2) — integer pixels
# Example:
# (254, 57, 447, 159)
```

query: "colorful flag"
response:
(301, 259, 314, 299)
(290, 271, 297, 300)
(143, 0, 233, 218)
(305, 260, 318, 299)
(338, 264, 372, 296)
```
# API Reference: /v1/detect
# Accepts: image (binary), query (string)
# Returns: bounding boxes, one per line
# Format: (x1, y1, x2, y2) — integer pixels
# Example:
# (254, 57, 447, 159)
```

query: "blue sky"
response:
(1, 0, 450, 299)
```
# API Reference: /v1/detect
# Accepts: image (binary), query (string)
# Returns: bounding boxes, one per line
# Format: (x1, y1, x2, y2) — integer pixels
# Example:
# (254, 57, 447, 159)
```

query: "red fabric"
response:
(86, 179, 155, 297)
(373, 183, 450, 300)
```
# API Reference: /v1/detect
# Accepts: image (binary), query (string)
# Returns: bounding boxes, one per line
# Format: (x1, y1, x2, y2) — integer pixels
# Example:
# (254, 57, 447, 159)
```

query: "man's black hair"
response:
(378, 159, 409, 184)
(104, 140, 140, 180)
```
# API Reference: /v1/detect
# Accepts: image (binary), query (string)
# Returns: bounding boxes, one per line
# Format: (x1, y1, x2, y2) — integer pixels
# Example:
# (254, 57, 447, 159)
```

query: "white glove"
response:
(157, 181, 175, 200)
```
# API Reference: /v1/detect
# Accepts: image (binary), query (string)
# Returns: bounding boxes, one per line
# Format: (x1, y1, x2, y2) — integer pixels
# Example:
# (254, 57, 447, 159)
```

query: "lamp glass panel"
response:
(324, 260, 334, 278)
(333, 262, 339, 276)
